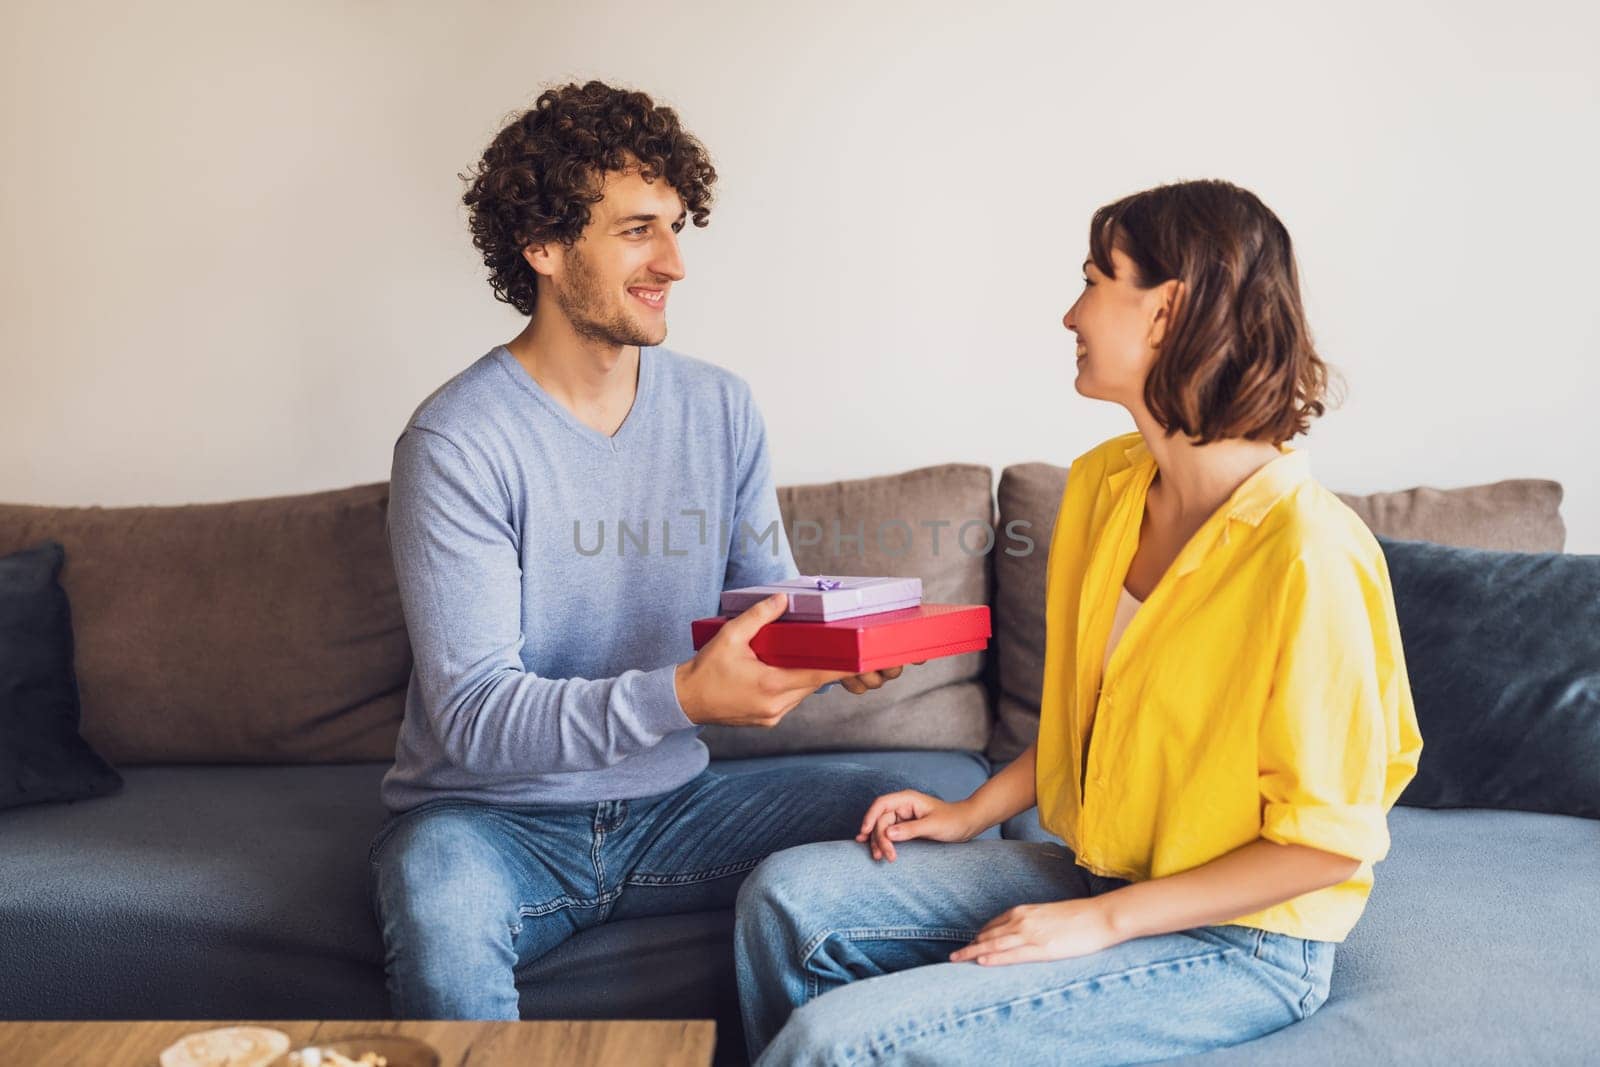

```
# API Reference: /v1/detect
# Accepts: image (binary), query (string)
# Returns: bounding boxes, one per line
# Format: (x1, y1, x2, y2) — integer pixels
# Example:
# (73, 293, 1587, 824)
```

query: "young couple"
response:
(369, 80, 1423, 1066)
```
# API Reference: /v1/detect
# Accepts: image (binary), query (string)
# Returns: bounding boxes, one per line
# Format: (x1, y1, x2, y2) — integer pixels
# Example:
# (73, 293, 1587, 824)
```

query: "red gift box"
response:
(690, 603, 991, 673)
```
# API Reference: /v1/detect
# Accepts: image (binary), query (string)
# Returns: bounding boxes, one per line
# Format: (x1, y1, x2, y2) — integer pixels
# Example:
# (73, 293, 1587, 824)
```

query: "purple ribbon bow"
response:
(813, 578, 842, 591)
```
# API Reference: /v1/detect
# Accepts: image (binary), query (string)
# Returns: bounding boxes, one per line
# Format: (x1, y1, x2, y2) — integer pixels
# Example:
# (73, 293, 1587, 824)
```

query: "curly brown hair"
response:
(461, 81, 717, 316)
(1089, 180, 1339, 445)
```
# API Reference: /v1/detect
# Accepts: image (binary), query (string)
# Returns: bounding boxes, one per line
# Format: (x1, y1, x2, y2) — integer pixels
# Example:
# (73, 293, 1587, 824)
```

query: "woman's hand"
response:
(949, 897, 1122, 966)
(838, 657, 926, 695)
(838, 664, 901, 695)
(854, 789, 979, 861)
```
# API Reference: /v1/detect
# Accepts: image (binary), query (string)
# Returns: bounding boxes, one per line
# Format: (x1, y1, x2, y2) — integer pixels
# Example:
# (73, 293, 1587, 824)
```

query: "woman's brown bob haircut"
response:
(1089, 180, 1332, 445)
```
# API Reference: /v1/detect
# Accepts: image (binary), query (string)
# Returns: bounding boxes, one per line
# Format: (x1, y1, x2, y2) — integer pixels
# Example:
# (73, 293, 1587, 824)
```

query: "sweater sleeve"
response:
(387, 427, 694, 777)
(723, 382, 799, 589)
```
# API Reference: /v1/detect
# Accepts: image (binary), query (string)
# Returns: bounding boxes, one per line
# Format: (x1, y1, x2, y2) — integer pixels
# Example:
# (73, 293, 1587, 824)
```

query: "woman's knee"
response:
(760, 996, 857, 1067)
(736, 841, 890, 959)
(748, 838, 872, 893)
(737, 846, 803, 922)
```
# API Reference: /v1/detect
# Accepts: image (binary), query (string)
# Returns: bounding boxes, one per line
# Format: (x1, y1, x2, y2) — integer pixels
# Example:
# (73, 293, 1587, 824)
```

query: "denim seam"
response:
(1251, 927, 1266, 960)
(367, 829, 390, 866)
(509, 886, 623, 936)
(366, 858, 383, 924)
(799, 927, 981, 1004)
(592, 824, 608, 893)
(623, 856, 765, 887)
(367, 815, 407, 865)
(801, 926, 981, 963)
(1296, 939, 1316, 1017)
(840, 944, 1242, 1065)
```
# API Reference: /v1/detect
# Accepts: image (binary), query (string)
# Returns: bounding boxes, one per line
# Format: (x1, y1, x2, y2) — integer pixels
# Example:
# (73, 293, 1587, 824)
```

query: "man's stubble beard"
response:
(552, 244, 665, 349)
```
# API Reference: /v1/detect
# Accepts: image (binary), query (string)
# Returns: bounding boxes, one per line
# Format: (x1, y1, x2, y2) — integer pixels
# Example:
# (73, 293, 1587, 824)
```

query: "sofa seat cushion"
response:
(0, 763, 394, 1021)
(1001, 804, 1600, 1063)
(0, 750, 991, 1026)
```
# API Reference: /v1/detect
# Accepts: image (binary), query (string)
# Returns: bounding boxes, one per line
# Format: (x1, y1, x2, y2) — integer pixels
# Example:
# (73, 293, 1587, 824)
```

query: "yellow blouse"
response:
(1036, 432, 1423, 942)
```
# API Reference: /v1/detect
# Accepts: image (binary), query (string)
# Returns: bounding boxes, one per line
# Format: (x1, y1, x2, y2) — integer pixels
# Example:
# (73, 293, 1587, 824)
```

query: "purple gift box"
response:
(720, 575, 925, 622)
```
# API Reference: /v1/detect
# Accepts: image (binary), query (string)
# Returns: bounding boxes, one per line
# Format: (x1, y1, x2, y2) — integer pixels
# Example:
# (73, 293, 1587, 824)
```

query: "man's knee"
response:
(376, 811, 519, 940)
(803, 763, 921, 829)
(816, 762, 920, 801)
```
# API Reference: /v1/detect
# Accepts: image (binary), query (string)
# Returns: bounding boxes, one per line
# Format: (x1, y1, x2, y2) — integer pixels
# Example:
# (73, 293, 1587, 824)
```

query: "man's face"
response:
(543, 168, 688, 348)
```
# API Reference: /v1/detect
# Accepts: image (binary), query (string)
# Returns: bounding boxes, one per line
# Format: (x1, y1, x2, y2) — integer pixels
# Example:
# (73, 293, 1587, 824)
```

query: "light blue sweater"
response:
(380, 345, 798, 811)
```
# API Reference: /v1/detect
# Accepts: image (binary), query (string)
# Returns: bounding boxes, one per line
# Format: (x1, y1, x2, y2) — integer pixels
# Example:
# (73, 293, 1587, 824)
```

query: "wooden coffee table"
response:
(0, 1019, 717, 1066)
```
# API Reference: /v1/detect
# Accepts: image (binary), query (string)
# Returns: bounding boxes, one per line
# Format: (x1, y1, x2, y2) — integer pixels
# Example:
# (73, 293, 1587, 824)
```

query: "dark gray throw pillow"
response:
(1, 540, 122, 811)
(1379, 536, 1600, 819)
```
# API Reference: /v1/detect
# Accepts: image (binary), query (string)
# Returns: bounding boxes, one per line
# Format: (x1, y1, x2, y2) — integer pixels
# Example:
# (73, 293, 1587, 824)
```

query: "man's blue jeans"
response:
(368, 762, 911, 1019)
(735, 839, 1337, 1065)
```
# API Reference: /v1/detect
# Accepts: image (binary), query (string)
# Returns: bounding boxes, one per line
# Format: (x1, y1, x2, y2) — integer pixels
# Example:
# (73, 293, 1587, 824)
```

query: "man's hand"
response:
(948, 897, 1122, 966)
(675, 594, 854, 727)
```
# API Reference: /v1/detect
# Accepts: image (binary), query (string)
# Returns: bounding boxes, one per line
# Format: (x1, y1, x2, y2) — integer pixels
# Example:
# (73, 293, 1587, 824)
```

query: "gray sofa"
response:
(2, 461, 1596, 1065)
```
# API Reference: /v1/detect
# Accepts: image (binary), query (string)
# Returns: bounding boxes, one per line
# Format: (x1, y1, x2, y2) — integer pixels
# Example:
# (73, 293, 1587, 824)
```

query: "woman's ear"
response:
(1147, 279, 1185, 349)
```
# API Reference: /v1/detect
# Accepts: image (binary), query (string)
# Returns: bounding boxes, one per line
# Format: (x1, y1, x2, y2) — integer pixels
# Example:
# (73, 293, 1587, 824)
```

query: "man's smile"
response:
(628, 286, 667, 310)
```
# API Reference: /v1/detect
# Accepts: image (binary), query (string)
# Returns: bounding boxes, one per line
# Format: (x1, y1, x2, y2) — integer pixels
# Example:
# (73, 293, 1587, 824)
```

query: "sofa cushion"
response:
(0, 763, 394, 1022)
(1001, 803, 1600, 1063)
(0, 541, 122, 811)
(989, 463, 1066, 762)
(0, 750, 991, 1032)
(701, 464, 997, 758)
(988, 461, 1569, 761)
(1335, 479, 1566, 554)
(0, 484, 410, 764)
(1378, 537, 1600, 818)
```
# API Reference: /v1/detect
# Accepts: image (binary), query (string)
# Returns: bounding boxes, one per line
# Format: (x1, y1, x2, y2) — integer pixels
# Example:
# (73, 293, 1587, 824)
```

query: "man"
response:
(370, 80, 913, 1019)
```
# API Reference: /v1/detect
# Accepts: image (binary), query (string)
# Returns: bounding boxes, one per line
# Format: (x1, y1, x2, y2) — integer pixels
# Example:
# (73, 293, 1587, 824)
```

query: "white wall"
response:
(3, 0, 1596, 550)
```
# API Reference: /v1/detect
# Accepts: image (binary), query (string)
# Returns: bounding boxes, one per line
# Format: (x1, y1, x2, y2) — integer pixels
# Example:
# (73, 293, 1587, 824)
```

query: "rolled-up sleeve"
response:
(1257, 552, 1421, 865)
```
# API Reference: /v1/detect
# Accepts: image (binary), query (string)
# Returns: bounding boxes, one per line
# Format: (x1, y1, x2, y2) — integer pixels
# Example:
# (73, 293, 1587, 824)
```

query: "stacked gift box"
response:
(691, 576, 991, 673)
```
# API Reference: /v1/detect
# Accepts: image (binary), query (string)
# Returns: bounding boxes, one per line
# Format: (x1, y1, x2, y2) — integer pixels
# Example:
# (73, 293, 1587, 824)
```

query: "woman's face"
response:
(1062, 244, 1177, 407)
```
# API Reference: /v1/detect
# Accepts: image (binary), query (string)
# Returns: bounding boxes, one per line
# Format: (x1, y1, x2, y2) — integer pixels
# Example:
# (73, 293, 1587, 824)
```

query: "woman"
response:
(733, 179, 1423, 1065)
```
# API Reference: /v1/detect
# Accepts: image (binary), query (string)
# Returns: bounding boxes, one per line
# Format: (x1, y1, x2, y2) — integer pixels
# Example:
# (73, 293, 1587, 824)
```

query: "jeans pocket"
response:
(368, 813, 401, 865)
(1258, 933, 1335, 1019)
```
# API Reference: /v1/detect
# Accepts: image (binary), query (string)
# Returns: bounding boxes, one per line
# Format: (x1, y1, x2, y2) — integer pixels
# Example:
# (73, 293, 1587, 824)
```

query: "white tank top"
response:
(1084, 585, 1145, 791)
(1102, 585, 1144, 674)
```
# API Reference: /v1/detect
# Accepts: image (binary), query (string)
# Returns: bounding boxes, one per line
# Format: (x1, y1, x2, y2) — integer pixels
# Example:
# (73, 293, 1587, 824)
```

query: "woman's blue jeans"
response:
(735, 838, 1336, 1066)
